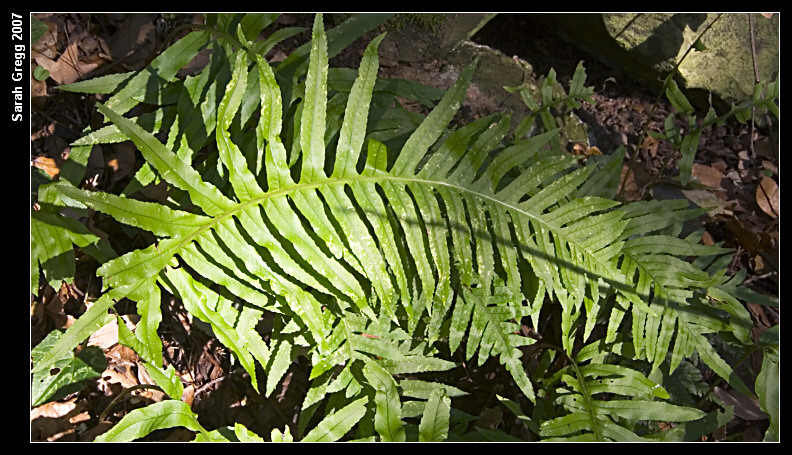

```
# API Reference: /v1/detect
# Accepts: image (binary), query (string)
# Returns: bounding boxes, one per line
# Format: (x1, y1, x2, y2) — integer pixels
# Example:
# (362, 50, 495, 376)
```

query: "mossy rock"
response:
(542, 13, 779, 109)
(602, 13, 779, 104)
(380, 13, 589, 145)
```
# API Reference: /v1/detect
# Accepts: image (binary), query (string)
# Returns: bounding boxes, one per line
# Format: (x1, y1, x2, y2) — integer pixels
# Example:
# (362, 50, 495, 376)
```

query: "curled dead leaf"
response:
(181, 384, 195, 406)
(756, 175, 779, 218)
(572, 143, 602, 157)
(641, 134, 659, 157)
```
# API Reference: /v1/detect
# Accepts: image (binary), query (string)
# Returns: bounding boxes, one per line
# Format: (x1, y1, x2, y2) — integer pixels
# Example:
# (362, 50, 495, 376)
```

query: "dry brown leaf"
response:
(710, 159, 727, 174)
(32, 30, 103, 85)
(54, 39, 101, 84)
(761, 160, 778, 175)
(691, 163, 724, 188)
(30, 397, 84, 442)
(752, 254, 765, 274)
(618, 164, 642, 201)
(181, 384, 196, 407)
(477, 406, 504, 430)
(32, 20, 59, 58)
(106, 14, 158, 71)
(754, 138, 777, 160)
(87, 317, 119, 350)
(641, 134, 659, 157)
(726, 218, 760, 255)
(713, 387, 767, 421)
(682, 189, 731, 217)
(747, 301, 773, 338)
(31, 398, 78, 421)
(31, 156, 61, 179)
(756, 175, 779, 218)
(101, 344, 142, 391)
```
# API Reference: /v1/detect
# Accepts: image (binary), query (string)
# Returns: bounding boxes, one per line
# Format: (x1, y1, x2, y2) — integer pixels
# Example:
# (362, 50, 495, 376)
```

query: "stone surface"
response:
(378, 13, 589, 144)
(538, 13, 779, 108)
(380, 13, 496, 64)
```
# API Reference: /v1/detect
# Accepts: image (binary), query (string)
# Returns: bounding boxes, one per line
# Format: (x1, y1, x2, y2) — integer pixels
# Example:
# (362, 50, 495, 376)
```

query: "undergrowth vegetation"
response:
(31, 13, 779, 442)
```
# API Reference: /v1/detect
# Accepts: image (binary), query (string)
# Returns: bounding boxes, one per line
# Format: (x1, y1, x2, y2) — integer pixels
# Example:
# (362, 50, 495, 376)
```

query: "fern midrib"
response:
(567, 355, 603, 441)
(164, 171, 599, 265)
(109, 169, 619, 305)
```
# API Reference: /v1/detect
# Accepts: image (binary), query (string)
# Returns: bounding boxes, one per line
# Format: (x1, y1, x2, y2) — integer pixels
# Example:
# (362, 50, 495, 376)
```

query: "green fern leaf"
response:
(363, 359, 406, 442)
(612, 203, 753, 395)
(418, 387, 451, 442)
(541, 345, 706, 442)
(301, 396, 368, 442)
(94, 400, 210, 442)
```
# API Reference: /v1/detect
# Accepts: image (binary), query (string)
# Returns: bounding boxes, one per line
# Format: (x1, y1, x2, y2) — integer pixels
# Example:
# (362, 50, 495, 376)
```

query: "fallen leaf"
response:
(747, 301, 773, 345)
(681, 189, 730, 217)
(30, 398, 78, 421)
(30, 397, 83, 442)
(725, 218, 760, 255)
(641, 134, 659, 157)
(477, 406, 504, 430)
(33, 33, 102, 85)
(761, 160, 778, 175)
(31, 156, 61, 179)
(106, 14, 158, 71)
(752, 254, 765, 273)
(756, 175, 779, 218)
(691, 163, 724, 188)
(713, 387, 767, 421)
(181, 384, 196, 406)
(618, 164, 642, 201)
(753, 138, 777, 160)
(710, 159, 728, 174)
(87, 317, 118, 350)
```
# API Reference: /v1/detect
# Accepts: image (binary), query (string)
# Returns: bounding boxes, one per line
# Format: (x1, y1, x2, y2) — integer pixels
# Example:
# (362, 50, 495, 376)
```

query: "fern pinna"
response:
(33, 14, 765, 441)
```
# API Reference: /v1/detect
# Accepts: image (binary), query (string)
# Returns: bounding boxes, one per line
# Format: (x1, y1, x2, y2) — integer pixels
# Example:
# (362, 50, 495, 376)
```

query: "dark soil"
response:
(30, 13, 778, 442)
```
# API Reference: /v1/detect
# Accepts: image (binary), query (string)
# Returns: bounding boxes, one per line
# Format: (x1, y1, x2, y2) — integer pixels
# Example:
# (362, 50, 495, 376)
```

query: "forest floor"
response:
(30, 13, 778, 442)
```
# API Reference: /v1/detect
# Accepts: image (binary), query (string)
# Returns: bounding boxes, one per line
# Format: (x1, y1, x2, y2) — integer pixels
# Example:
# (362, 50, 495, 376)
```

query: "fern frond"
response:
(450, 284, 536, 400)
(539, 343, 706, 442)
(612, 202, 753, 395)
(47, 11, 638, 401)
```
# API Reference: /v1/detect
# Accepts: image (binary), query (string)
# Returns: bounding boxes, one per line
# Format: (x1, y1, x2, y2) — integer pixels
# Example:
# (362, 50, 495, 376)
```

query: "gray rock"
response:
(537, 13, 779, 108)
(379, 13, 589, 144)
